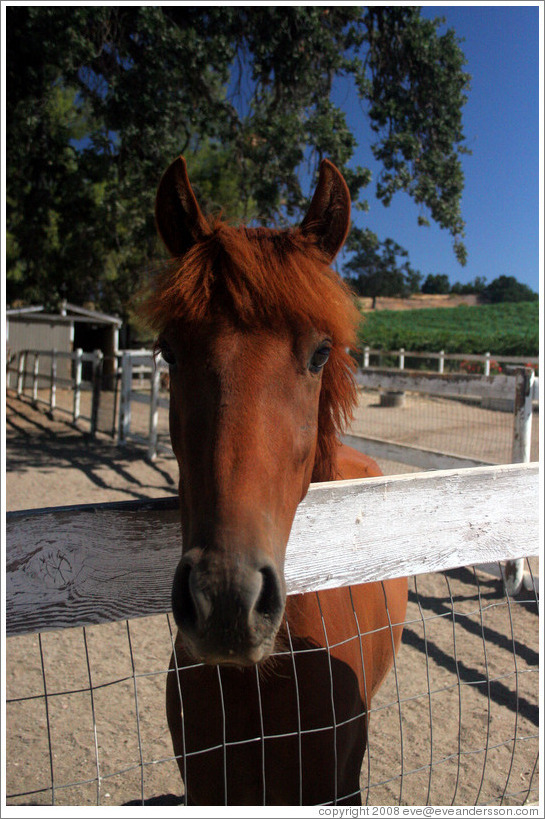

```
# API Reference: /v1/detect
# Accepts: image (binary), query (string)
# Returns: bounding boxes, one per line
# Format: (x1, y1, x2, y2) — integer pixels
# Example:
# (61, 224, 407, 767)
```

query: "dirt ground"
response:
(4, 390, 540, 807)
(357, 293, 479, 312)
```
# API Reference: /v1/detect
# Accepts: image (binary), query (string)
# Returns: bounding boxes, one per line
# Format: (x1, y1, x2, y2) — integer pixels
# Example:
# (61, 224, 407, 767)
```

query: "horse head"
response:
(148, 156, 358, 666)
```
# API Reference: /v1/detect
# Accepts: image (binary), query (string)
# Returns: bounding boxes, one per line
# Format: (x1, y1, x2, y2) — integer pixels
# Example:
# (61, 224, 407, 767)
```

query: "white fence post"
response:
(399, 348, 405, 370)
(49, 350, 57, 414)
(72, 348, 83, 422)
(119, 352, 133, 443)
(147, 361, 161, 461)
(503, 366, 536, 596)
(32, 353, 40, 404)
(17, 351, 26, 396)
(363, 346, 370, 368)
(512, 367, 534, 464)
(484, 352, 491, 376)
(438, 350, 445, 374)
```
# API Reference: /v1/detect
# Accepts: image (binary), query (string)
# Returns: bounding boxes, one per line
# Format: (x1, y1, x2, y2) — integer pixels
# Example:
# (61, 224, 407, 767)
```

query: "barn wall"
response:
(7, 319, 73, 387)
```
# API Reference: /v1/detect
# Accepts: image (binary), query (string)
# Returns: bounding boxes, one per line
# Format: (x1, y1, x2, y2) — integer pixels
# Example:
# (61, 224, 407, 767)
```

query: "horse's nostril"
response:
(172, 559, 197, 630)
(255, 564, 283, 620)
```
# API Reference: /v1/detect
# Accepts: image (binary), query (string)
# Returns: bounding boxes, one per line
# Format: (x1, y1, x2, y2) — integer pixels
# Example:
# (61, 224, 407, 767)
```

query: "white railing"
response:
(348, 367, 537, 468)
(5, 462, 539, 635)
(7, 348, 105, 431)
(117, 350, 169, 460)
(360, 346, 539, 376)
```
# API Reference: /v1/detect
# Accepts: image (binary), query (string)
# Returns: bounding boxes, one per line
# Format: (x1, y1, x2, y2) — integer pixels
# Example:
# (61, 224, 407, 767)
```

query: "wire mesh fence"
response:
(350, 388, 539, 474)
(7, 350, 539, 470)
(107, 377, 540, 472)
(5, 560, 539, 807)
(5, 355, 540, 807)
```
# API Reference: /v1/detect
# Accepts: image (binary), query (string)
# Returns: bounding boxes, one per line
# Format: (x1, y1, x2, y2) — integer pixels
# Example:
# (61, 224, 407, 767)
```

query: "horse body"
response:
(167, 576, 406, 805)
(146, 156, 408, 805)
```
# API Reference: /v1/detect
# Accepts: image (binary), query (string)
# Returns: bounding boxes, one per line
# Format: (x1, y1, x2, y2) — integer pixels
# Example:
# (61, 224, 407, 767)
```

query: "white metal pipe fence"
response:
(6, 348, 105, 432)
(360, 347, 539, 377)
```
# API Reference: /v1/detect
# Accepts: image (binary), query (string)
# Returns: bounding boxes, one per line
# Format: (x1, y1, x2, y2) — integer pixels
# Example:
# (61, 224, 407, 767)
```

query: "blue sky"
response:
(334, 3, 541, 293)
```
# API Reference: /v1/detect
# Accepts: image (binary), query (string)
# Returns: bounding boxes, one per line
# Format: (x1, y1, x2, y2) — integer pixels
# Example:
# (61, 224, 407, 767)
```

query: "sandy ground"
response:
(5, 390, 540, 807)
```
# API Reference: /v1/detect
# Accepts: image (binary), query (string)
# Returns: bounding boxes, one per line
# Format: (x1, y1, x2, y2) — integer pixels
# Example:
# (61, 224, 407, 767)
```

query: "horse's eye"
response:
(159, 341, 176, 368)
(309, 344, 331, 374)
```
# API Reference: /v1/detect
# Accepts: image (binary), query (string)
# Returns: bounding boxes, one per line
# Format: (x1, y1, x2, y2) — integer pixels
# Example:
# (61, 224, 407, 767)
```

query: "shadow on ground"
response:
(6, 392, 177, 502)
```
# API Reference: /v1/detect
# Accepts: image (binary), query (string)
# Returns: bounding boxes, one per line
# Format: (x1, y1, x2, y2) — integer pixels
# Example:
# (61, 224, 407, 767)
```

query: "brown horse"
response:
(144, 156, 408, 805)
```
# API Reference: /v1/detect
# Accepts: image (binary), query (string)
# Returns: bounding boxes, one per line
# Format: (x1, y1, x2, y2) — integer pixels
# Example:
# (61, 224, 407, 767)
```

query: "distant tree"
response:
(483, 275, 538, 303)
(344, 227, 422, 307)
(450, 276, 487, 295)
(421, 274, 450, 294)
(7, 5, 471, 316)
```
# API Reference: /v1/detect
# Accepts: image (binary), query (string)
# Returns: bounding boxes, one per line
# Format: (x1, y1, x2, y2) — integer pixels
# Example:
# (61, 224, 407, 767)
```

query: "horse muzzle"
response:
(172, 547, 286, 666)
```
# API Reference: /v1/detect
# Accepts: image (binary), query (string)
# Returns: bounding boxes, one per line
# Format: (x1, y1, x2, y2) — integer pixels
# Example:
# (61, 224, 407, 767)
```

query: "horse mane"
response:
(142, 218, 360, 481)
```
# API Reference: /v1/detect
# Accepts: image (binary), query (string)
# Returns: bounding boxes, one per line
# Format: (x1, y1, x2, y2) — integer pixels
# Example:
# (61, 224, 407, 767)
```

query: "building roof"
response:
(7, 302, 122, 327)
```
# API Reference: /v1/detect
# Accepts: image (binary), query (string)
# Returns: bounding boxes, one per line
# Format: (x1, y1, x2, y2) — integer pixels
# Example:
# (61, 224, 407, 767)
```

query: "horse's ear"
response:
(300, 159, 351, 261)
(155, 156, 210, 257)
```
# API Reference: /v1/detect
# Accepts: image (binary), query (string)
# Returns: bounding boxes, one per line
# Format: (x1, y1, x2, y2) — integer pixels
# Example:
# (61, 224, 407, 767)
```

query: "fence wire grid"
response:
(351, 388, 539, 473)
(8, 352, 539, 469)
(5, 561, 539, 807)
(118, 383, 540, 471)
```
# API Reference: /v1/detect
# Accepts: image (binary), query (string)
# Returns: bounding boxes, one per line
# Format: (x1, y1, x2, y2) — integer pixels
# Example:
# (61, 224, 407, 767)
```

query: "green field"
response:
(358, 301, 539, 358)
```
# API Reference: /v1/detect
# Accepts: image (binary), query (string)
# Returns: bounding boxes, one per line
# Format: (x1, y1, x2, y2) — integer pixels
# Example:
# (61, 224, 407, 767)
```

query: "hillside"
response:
(357, 300, 539, 357)
(357, 294, 479, 312)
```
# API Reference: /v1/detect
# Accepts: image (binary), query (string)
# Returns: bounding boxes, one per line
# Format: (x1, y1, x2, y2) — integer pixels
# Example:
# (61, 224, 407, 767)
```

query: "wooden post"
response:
(32, 352, 40, 404)
(363, 346, 370, 368)
(439, 350, 445, 374)
(484, 351, 491, 376)
(119, 352, 132, 443)
(503, 367, 535, 596)
(49, 350, 57, 416)
(147, 360, 160, 461)
(399, 348, 405, 370)
(73, 348, 83, 422)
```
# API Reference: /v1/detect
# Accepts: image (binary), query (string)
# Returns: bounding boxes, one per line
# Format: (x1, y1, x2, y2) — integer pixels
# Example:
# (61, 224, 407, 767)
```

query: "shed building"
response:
(6, 302, 122, 388)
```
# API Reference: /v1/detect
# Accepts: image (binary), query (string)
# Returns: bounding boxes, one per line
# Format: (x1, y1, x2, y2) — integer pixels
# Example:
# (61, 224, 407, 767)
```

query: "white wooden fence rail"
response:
(360, 346, 539, 375)
(356, 367, 539, 403)
(348, 367, 537, 469)
(6, 462, 539, 637)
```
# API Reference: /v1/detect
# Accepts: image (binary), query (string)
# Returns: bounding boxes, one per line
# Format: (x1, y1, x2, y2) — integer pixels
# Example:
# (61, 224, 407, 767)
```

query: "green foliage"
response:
(483, 275, 538, 304)
(345, 227, 422, 301)
(358, 301, 539, 357)
(421, 273, 450, 294)
(185, 143, 258, 223)
(361, 7, 470, 265)
(450, 276, 487, 294)
(7, 6, 471, 319)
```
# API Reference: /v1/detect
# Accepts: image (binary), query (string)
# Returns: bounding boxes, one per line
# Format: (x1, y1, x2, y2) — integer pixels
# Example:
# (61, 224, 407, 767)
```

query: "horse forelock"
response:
(142, 218, 360, 479)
